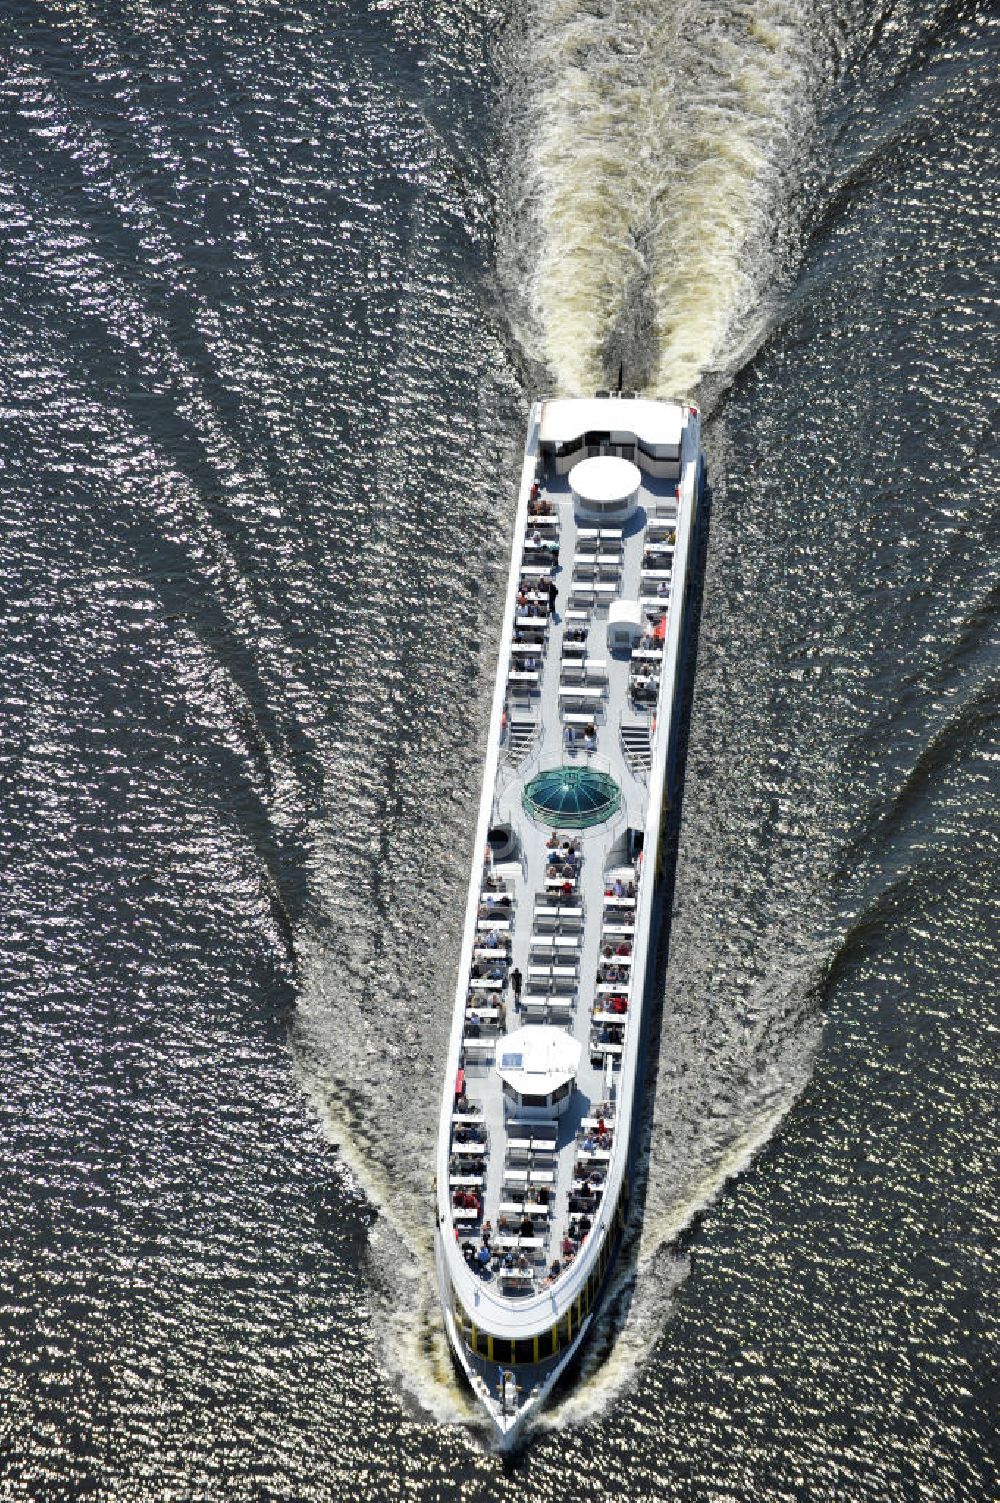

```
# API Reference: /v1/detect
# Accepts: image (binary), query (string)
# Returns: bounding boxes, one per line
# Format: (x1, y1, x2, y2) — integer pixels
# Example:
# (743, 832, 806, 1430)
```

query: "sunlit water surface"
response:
(0, 1, 996, 1499)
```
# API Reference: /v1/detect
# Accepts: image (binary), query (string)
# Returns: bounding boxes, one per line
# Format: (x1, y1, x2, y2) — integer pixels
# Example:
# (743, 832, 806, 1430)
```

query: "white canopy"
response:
(608, 599, 643, 630)
(496, 1025, 582, 1097)
(538, 397, 685, 450)
(570, 455, 641, 509)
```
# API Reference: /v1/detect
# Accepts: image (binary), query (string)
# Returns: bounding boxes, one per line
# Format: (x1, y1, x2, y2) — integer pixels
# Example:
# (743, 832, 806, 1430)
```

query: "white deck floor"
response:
(447, 468, 680, 1293)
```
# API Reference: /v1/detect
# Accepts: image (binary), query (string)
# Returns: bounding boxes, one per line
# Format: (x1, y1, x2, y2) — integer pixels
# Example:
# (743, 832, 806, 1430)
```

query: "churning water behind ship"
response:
(0, 0, 995, 1499)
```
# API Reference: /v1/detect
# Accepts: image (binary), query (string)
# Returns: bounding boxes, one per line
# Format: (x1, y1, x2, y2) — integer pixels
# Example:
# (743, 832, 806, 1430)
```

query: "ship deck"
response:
(445, 464, 683, 1298)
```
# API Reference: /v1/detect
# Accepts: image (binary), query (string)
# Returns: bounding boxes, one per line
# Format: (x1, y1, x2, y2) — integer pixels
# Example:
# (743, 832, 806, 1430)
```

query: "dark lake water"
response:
(0, 1, 996, 1499)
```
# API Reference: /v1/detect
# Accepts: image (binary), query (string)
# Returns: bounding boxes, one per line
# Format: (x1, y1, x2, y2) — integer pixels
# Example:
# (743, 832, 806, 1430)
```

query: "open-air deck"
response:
(444, 460, 682, 1297)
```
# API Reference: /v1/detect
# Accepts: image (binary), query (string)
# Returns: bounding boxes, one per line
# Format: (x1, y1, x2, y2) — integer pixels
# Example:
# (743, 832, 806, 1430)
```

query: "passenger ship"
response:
(434, 394, 704, 1445)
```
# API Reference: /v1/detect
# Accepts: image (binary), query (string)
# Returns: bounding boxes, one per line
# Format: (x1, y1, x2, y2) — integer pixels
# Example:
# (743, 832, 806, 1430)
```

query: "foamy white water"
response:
(508, 0, 821, 397)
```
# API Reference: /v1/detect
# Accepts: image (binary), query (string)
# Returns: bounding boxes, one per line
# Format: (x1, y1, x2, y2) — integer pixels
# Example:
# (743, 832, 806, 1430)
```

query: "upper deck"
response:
(436, 398, 701, 1351)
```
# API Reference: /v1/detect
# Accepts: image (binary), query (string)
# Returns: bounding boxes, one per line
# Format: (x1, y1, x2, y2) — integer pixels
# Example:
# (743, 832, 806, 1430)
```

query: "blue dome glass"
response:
(522, 765, 621, 830)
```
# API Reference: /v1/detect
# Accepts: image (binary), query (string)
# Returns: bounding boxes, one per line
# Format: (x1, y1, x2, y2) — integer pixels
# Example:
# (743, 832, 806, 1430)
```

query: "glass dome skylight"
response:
(521, 764, 622, 830)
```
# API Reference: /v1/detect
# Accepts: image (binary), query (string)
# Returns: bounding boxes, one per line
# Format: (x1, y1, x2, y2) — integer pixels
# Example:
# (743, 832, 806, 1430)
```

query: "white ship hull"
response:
(434, 395, 704, 1444)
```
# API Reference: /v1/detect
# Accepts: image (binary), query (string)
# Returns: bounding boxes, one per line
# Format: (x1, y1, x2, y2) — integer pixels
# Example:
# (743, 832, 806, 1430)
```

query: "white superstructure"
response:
(434, 395, 704, 1446)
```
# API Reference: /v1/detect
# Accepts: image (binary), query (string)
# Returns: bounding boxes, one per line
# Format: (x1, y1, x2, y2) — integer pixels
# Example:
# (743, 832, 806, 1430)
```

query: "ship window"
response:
(514, 1339, 535, 1366)
(551, 1081, 570, 1103)
(537, 1328, 555, 1360)
(492, 1338, 512, 1364)
(521, 1092, 548, 1107)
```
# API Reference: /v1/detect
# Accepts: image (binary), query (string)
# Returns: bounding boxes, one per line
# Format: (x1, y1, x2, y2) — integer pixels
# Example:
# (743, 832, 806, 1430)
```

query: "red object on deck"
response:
(455, 1069, 465, 1097)
(653, 616, 667, 641)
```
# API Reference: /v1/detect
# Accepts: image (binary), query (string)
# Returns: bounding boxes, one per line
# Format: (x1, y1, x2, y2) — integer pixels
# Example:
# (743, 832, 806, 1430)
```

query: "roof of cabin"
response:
(538, 397, 685, 450)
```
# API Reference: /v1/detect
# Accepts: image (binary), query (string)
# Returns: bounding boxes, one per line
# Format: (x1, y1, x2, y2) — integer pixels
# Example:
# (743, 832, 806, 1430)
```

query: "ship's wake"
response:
(292, 913, 830, 1437)
(282, 0, 852, 1438)
(499, 0, 826, 398)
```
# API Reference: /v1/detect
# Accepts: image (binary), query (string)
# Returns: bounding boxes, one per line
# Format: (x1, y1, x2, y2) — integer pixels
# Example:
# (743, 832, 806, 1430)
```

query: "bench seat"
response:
(521, 999, 573, 1023)
(503, 1167, 554, 1187)
(494, 1236, 545, 1254)
(533, 903, 583, 924)
(498, 1201, 551, 1218)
